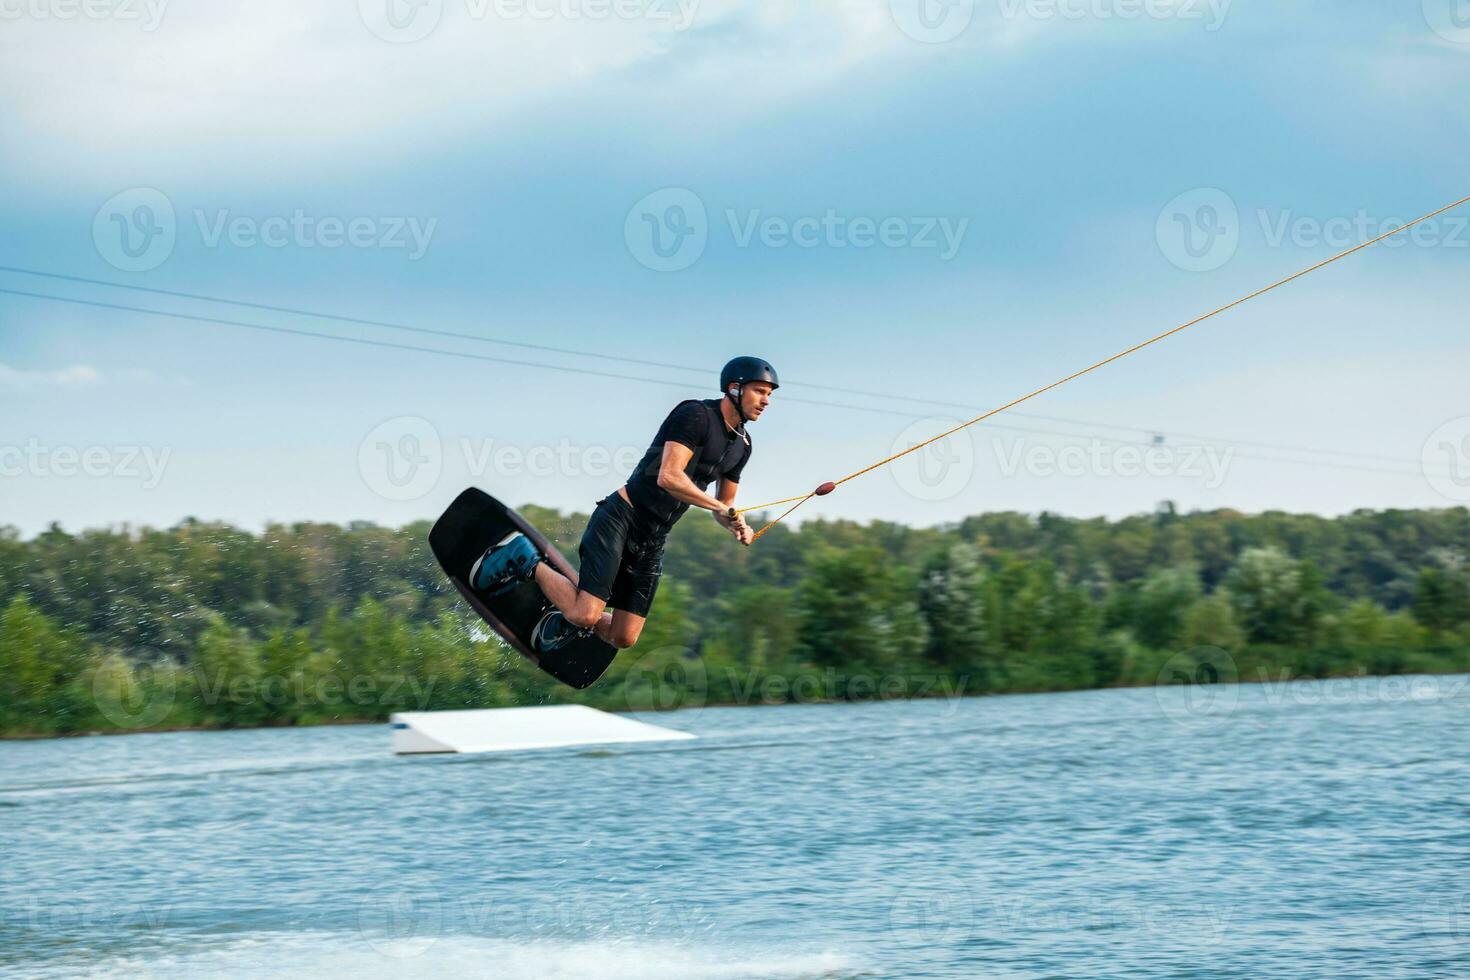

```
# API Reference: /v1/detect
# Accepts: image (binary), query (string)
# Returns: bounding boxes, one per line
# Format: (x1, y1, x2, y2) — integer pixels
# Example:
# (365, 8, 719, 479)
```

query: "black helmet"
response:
(720, 356, 779, 395)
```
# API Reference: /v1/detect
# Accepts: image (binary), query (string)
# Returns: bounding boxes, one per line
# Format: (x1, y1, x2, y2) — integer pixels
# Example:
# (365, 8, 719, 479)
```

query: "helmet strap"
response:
(725, 383, 749, 428)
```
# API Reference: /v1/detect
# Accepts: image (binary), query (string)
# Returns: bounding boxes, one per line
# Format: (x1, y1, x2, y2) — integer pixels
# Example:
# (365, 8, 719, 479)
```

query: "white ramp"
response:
(390, 704, 695, 755)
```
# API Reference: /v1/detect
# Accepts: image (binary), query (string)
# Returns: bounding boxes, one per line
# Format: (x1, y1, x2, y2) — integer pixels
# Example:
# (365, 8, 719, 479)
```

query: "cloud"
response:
(0, 0, 965, 187)
(0, 363, 104, 388)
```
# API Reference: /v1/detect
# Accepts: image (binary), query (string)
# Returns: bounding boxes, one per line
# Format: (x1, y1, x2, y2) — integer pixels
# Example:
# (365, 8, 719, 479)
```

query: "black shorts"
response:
(577, 494, 665, 618)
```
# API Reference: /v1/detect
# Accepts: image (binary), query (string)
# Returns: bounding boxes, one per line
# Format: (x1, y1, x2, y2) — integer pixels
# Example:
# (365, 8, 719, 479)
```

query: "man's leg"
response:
(533, 562, 614, 643)
(607, 609, 647, 650)
(601, 540, 660, 650)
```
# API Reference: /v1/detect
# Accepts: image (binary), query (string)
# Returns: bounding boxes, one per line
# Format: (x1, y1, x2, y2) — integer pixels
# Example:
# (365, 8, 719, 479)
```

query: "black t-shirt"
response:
(624, 399, 751, 540)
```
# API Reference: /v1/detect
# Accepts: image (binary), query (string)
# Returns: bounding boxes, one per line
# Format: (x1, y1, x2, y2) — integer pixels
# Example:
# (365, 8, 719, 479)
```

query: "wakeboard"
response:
(429, 487, 617, 689)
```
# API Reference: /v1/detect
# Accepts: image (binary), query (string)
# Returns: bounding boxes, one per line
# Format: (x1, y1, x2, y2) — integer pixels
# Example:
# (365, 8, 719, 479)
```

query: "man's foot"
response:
(468, 534, 542, 596)
(531, 610, 591, 653)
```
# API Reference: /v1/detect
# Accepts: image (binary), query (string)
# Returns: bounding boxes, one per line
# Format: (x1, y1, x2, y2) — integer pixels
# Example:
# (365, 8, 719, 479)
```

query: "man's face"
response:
(742, 381, 775, 421)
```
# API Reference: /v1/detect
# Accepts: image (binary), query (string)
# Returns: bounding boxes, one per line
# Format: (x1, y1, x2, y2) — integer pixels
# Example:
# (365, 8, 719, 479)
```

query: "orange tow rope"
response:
(737, 194, 1470, 543)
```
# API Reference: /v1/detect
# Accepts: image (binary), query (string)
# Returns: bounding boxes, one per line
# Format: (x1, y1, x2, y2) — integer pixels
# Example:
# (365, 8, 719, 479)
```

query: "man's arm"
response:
(656, 443, 752, 544)
(656, 442, 728, 513)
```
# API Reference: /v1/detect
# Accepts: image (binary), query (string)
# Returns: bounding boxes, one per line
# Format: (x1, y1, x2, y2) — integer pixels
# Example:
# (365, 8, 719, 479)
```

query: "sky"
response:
(2, 0, 1469, 537)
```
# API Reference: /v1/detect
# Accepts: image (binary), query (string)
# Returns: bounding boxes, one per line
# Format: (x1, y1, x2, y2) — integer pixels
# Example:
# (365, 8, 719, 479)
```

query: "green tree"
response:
(1133, 566, 1203, 649)
(1227, 547, 1330, 646)
(1413, 567, 1470, 637)
(796, 547, 927, 673)
(189, 619, 266, 727)
(1181, 591, 1245, 651)
(0, 594, 93, 733)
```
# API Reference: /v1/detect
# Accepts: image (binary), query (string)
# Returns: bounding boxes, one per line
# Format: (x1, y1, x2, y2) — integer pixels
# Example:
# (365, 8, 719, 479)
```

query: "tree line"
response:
(1, 502, 1468, 736)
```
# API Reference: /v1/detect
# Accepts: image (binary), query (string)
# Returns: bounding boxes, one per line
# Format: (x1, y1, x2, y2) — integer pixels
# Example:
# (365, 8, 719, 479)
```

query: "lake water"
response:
(3, 675, 1469, 978)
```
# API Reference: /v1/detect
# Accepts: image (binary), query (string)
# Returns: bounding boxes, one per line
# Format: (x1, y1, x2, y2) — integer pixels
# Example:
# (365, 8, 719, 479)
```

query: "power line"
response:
(0, 263, 1431, 469)
(0, 284, 1449, 482)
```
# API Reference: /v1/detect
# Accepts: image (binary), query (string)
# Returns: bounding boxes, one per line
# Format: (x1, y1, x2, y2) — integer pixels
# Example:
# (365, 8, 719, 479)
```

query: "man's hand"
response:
(732, 518, 754, 546)
(715, 508, 754, 546)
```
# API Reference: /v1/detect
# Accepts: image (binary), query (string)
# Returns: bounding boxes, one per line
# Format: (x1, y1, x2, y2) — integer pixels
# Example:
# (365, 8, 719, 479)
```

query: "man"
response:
(468, 356, 778, 653)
